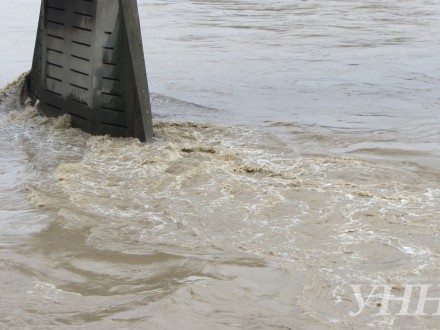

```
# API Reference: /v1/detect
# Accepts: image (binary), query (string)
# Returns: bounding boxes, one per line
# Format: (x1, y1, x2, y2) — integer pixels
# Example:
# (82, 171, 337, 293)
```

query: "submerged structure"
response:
(28, 0, 153, 141)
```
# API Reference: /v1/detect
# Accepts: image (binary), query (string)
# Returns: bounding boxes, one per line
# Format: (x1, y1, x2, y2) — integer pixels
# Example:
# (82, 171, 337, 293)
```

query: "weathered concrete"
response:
(29, 0, 153, 141)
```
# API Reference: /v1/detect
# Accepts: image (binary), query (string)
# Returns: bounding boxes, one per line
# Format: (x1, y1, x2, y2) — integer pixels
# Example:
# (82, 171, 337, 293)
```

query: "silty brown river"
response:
(1, 0, 440, 328)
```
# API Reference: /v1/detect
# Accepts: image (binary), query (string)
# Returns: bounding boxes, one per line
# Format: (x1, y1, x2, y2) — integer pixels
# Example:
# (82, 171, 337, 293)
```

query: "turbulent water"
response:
(1, 1, 440, 329)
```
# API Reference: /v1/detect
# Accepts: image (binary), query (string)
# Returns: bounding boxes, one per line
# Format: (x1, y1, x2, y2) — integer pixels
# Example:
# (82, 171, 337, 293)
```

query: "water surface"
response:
(1, 1, 440, 329)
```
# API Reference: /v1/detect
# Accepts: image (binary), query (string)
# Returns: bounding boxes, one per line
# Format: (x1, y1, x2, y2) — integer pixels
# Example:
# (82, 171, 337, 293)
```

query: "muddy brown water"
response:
(1, 1, 440, 329)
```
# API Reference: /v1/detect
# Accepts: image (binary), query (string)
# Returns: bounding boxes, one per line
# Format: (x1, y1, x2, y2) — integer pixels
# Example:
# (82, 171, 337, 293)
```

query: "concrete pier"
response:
(29, 0, 153, 141)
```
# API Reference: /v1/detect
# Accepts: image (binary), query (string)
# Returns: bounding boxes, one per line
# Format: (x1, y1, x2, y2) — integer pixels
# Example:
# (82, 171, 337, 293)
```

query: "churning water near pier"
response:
(1, 1, 440, 329)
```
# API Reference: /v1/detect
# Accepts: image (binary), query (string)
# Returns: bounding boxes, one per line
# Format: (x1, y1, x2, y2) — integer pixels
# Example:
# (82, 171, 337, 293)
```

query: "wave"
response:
(1, 75, 440, 328)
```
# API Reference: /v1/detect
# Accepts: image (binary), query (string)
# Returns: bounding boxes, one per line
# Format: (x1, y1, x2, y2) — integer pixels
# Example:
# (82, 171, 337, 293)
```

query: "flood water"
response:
(1, 1, 440, 329)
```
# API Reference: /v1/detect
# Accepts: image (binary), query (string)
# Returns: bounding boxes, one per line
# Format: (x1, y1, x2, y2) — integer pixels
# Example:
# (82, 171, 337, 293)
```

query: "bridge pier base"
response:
(29, 0, 153, 141)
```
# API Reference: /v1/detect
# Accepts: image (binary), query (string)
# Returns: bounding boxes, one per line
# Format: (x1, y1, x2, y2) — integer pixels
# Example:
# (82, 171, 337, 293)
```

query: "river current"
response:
(1, 1, 440, 329)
